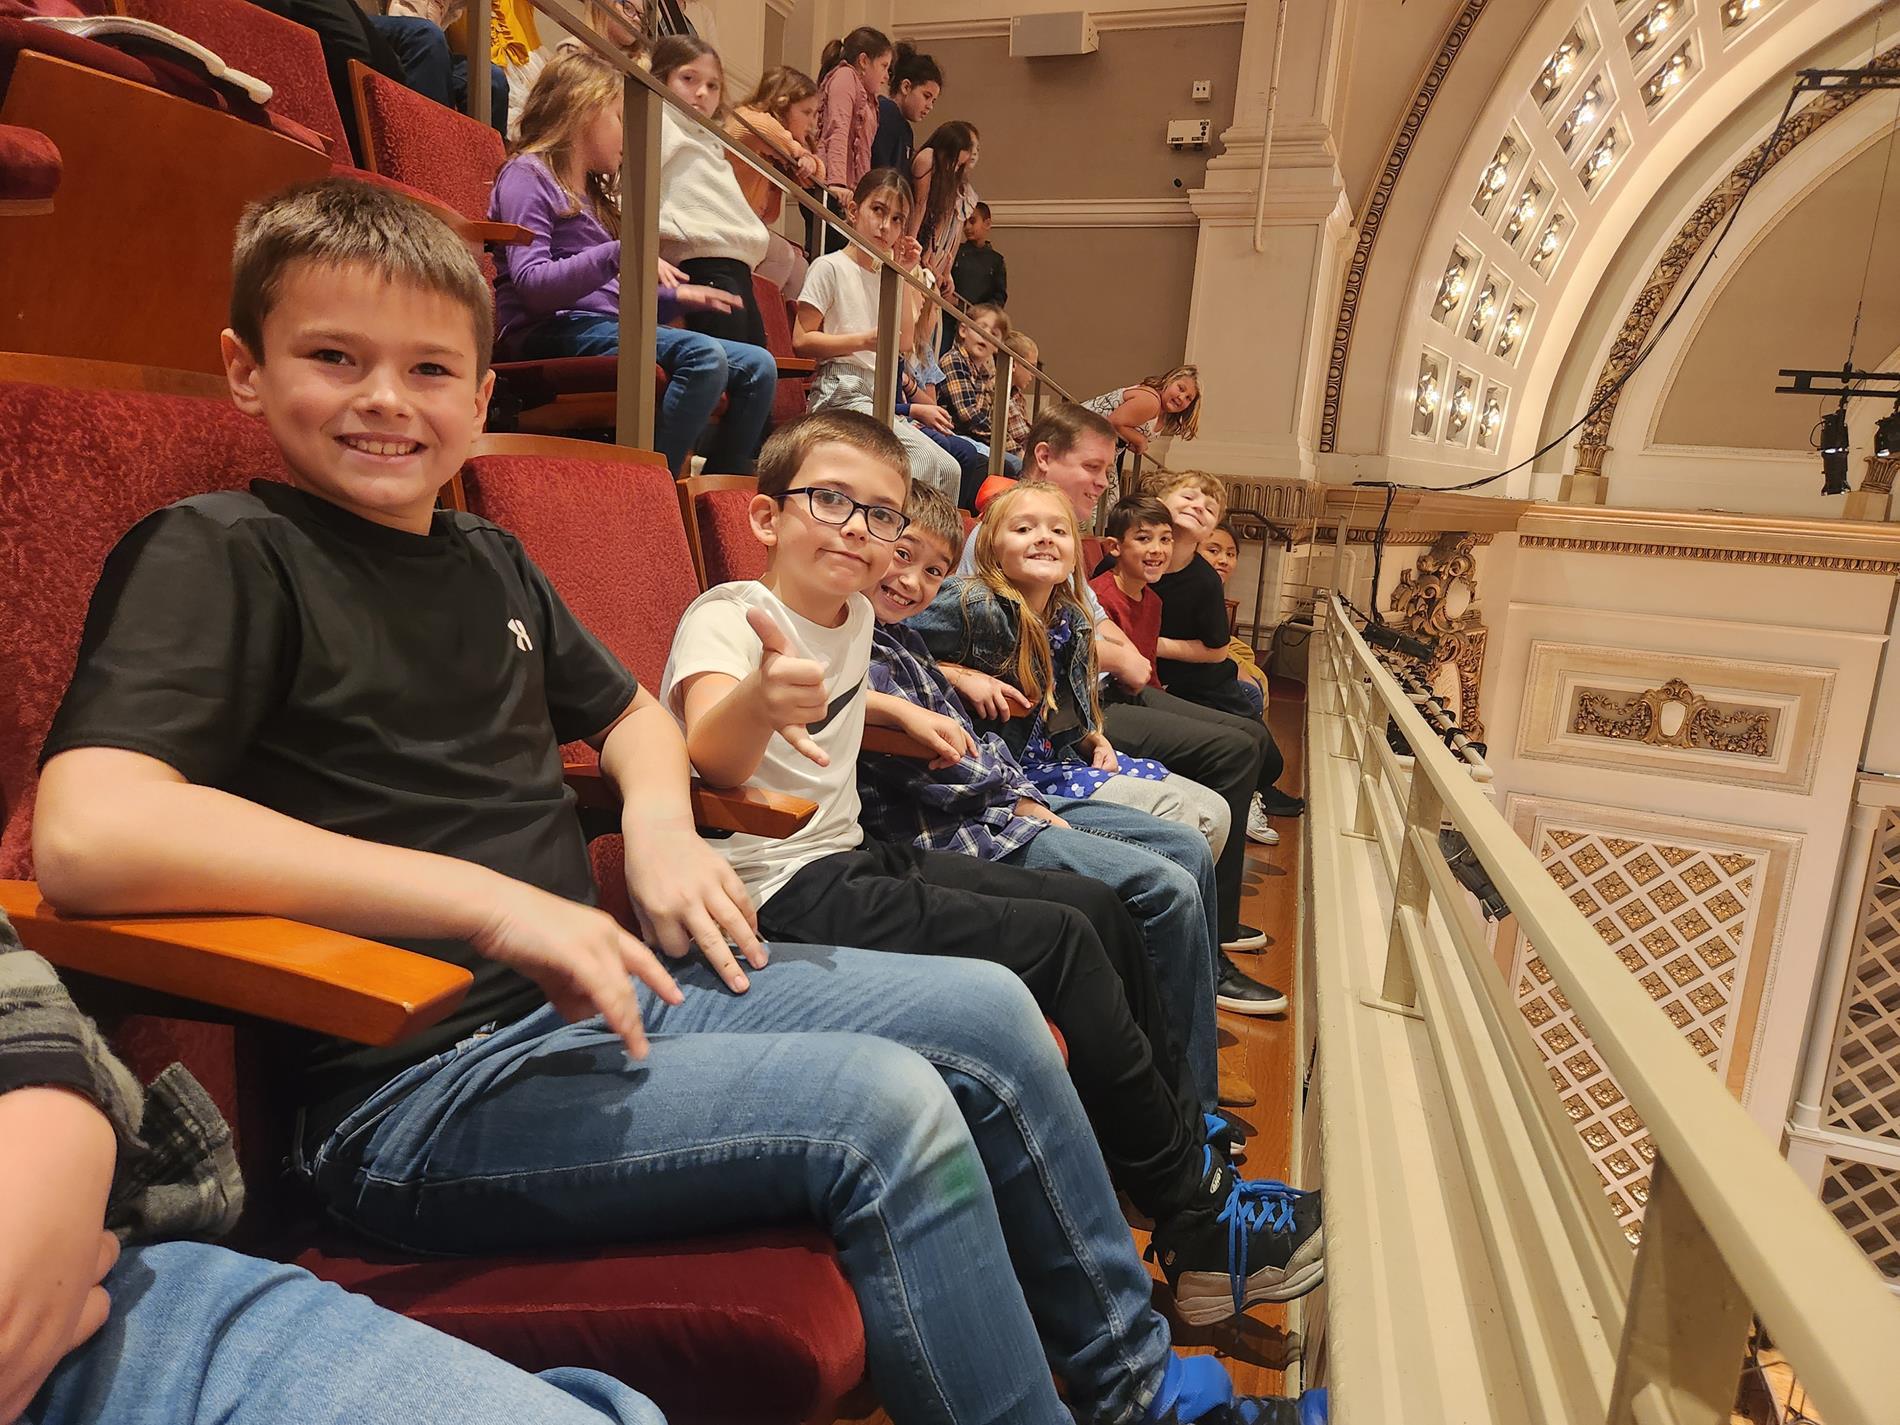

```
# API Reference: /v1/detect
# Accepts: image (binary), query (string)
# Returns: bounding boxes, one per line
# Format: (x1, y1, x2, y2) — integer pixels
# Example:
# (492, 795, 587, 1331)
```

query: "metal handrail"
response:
(1314, 590, 1900, 1424)
(461, 0, 1141, 479)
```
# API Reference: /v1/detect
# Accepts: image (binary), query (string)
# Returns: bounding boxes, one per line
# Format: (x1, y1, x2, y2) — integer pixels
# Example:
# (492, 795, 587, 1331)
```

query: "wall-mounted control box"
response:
(1192, 79, 1213, 101)
(1166, 118, 1212, 150)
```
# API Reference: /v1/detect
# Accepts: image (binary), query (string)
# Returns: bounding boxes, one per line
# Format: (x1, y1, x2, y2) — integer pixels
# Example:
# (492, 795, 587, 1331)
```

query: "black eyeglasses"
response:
(775, 486, 911, 542)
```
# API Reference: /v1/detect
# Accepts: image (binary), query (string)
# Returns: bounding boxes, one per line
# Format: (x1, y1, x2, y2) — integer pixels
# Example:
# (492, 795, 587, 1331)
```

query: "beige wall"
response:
(1655, 135, 1900, 451)
(896, 24, 1241, 396)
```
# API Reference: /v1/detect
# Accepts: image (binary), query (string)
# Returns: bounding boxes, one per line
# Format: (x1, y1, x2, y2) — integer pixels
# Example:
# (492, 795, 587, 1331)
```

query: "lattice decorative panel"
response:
(1822, 812, 1900, 1140)
(1820, 1157, 1900, 1284)
(1514, 826, 1765, 1243)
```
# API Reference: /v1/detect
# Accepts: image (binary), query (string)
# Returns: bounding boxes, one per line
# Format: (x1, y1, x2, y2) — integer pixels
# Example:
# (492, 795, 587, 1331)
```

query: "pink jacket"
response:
(816, 63, 878, 193)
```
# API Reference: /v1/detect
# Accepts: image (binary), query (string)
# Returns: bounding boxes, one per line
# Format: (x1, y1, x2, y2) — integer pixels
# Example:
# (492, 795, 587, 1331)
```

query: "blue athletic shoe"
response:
(1138, 1353, 1329, 1425)
(1148, 1155, 1325, 1325)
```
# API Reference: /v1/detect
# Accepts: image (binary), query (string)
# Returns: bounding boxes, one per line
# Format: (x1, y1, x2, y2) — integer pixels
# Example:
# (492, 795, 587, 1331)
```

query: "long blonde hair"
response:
(964, 481, 1101, 725)
(513, 49, 622, 237)
(1140, 363, 1202, 440)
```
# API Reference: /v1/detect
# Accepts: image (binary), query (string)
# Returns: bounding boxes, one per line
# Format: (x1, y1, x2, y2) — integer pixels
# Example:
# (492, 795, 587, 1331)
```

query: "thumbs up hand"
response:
(745, 606, 832, 767)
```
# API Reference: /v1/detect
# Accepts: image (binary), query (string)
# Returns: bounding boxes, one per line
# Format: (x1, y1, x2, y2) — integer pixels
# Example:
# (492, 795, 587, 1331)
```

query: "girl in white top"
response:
(652, 35, 773, 348)
(792, 168, 962, 500)
(1082, 364, 1203, 503)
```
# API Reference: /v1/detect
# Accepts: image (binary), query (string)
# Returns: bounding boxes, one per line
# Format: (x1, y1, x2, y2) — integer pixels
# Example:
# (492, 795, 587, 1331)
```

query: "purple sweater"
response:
(488, 154, 675, 357)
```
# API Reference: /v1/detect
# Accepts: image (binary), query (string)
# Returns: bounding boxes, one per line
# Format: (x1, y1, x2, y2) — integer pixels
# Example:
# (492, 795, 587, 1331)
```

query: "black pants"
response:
(760, 840, 1206, 1223)
(1104, 686, 1283, 940)
(678, 256, 768, 350)
(1179, 674, 1276, 729)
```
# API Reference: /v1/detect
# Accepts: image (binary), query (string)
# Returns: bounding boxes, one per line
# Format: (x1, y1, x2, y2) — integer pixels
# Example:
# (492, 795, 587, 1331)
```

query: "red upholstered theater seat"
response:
(753, 272, 808, 426)
(678, 475, 768, 588)
(0, 361, 866, 1424)
(118, 0, 351, 157)
(293, 1231, 863, 1423)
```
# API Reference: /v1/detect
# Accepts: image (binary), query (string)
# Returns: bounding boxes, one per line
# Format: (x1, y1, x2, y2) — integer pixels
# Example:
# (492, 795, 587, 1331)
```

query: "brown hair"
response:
(915, 119, 978, 245)
(820, 26, 892, 79)
(513, 48, 622, 238)
(901, 479, 964, 563)
(230, 176, 493, 372)
(740, 65, 818, 124)
(1024, 402, 1115, 462)
(1139, 363, 1202, 439)
(650, 34, 724, 118)
(1150, 468, 1227, 514)
(1104, 493, 1172, 541)
(850, 166, 914, 224)
(756, 409, 909, 498)
(965, 481, 1100, 724)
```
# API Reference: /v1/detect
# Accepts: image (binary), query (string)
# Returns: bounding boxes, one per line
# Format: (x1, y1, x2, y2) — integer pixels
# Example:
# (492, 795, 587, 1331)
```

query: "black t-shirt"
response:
(42, 481, 639, 1142)
(1152, 552, 1240, 696)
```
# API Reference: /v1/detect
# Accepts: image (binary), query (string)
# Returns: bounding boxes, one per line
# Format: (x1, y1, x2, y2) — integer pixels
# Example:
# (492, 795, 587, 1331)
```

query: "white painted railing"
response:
(1301, 591, 1899, 1425)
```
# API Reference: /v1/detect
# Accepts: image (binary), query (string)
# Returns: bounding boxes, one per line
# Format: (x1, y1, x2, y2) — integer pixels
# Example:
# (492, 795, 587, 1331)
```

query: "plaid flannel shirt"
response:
(939, 346, 997, 439)
(0, 910, 243, 1243)
(858, 622, 1052, 860)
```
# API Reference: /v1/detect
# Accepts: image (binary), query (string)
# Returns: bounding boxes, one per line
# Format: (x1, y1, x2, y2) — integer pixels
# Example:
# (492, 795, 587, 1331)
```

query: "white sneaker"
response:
(1246, 794, 1281, 846)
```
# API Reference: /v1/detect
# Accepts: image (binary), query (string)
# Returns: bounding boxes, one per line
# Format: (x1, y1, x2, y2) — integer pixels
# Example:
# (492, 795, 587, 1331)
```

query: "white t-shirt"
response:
(798, 250, 881, 373)
(660, 580, 872, 906)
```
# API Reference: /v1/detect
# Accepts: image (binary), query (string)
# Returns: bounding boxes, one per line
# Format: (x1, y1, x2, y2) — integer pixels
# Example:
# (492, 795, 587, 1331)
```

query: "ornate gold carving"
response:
(1318, 0, 1489, 454)
(1388, 532, 1487, 737)
(1517, 534, 1900, 575)
(1571, 677, 1772, 757)
(1860, 454, 1898, 497)
(1574, 43, 1900, 473)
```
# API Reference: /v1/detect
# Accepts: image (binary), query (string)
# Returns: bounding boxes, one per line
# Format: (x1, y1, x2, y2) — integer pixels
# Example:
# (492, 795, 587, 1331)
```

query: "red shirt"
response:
(1089, 569, 1161, 688)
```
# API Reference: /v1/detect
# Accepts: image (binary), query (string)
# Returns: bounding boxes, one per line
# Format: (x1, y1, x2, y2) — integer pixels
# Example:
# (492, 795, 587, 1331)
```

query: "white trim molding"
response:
(892, 4, 1244, 43)
(984, 195, 1199, 228)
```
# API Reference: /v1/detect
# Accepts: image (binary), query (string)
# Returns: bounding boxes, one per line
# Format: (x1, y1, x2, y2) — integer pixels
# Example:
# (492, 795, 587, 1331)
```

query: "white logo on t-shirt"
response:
(507, 618, 533, 652)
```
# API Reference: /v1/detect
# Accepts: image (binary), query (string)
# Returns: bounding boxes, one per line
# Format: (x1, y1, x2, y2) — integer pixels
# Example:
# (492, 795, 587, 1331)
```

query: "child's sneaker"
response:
(1148, 1156, 1324, 1325)
(1203, 1390, 1329, 1425)
(1245, 794, 1280, 845)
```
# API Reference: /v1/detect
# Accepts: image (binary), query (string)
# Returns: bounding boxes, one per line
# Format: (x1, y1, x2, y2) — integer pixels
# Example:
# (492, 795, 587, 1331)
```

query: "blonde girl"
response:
(910, 483, 1230, 848)
(489, 49, 773, 475)
(726, 66, 827, 298)
(791, 168, 961, 499)
(650, 34, 773, 348)
(1083, 364, 1203, 501)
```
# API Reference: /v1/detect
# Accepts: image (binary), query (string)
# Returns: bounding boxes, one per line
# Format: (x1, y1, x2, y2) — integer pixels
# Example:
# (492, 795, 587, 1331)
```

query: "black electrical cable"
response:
(1352, 78, 1805, 498)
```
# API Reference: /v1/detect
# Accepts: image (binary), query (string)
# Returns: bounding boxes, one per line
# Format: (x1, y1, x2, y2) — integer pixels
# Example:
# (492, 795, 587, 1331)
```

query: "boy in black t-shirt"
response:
(32, 178, 1325, 1425)
(1147, 471, 1305, 840)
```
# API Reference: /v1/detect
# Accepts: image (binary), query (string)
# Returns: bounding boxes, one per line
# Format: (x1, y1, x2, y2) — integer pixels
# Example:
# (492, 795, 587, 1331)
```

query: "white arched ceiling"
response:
(1342, 0, 1882, 495)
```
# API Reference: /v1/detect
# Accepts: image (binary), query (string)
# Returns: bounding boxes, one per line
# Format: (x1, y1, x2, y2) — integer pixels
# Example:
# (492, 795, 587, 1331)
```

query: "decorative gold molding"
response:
(1518, 535, 1900, 575)
(1572, 678, 1772, 757)
(1573, 42, 1900, 475)
(1388, 531, 1488, 738)
(1344, 528, 1490, 546)
(1317, 0, 1489, 454)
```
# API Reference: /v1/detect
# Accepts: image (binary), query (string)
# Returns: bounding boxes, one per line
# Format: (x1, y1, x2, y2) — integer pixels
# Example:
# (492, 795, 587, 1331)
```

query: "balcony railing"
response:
(1303, 590, 1899, 1425)
(459, 0, 1186, 486)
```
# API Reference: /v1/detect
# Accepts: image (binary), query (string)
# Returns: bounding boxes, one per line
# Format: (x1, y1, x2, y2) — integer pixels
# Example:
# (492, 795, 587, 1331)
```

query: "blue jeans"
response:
(370, 14, 508, 138)
(1008, 801, 1220, 1115)
(28, 1242, 660, 1424)
(518, 314, 777, 476)
(309, 946, 1173, 1425)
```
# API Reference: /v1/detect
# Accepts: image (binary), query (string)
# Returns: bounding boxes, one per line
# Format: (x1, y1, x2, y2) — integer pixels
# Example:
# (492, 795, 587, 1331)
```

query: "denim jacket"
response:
(909, 576, 1100, 761)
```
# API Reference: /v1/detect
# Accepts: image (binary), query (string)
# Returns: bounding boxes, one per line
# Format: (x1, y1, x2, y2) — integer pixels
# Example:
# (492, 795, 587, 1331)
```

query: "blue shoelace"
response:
(1219, 1176, 1309, 1318)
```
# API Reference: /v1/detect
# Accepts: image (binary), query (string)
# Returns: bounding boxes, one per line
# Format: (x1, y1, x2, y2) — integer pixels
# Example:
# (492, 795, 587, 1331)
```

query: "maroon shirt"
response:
(1089, 569, 1161, 688)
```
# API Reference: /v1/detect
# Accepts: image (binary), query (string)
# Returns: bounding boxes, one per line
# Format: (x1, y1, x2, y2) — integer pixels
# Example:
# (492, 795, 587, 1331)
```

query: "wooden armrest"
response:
(0, 880, 469, 1048)
(774, 356, 817, 376)
(562, 762, 818, 839)
(861, 726, 936, 759)
(465, 220, 532, 245)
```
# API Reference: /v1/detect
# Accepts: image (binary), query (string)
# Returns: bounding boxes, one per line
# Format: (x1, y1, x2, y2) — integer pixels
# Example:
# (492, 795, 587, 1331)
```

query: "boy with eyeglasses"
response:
(662, 410, 1325, 1337)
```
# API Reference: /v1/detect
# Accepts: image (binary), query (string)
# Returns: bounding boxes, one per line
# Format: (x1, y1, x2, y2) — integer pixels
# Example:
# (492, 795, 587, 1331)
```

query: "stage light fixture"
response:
(1817, 402, 1851, 495)
(1876, 400, 1900, 459)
